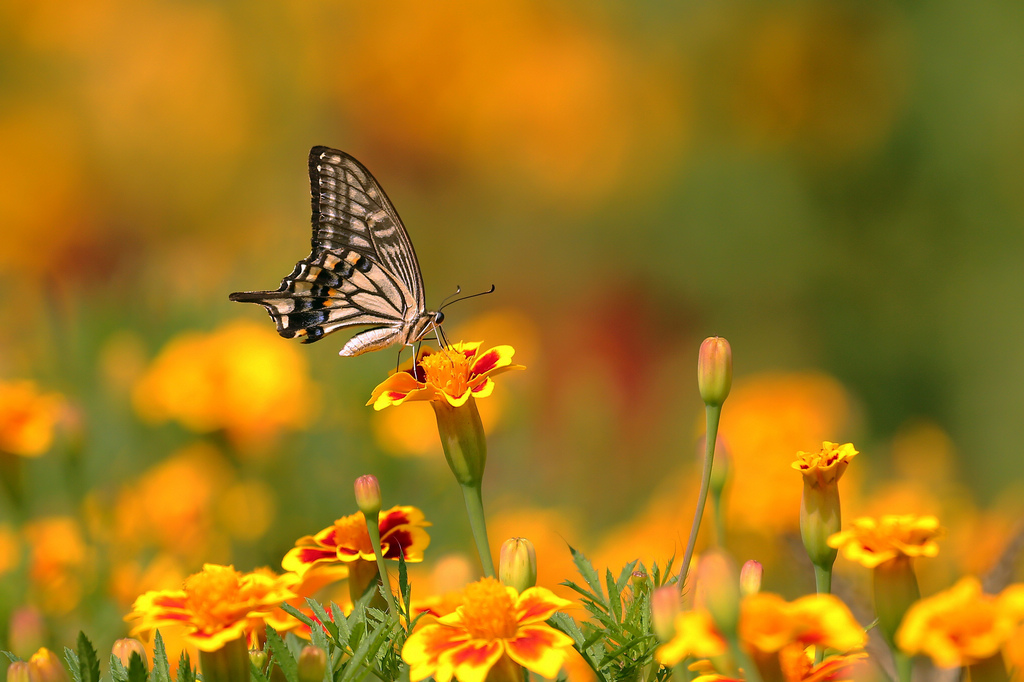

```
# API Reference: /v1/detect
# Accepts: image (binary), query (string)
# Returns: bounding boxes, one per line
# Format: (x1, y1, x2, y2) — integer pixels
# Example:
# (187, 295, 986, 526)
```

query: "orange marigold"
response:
(126, 564, 299, 651)
(0, 381, 63, 457)
(402, 577, 574, 682)
(368, 342, 523, 410)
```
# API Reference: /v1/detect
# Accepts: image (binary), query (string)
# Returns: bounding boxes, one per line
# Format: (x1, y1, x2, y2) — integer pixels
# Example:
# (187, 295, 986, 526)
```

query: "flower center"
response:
(419, 351, 471, 397)
(184, 565, 244, 629)
(458, 578, 518, 640)
(333, 514, 374, 555)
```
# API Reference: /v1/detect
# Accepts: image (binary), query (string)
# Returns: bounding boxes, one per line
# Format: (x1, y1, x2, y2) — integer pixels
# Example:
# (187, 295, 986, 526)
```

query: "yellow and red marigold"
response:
(896, 576, 1024, 668)
(827, 514, 943, 568)
(368, 342, 523, 410)
(282, 505, 430, 575)
(126, 563, 299, 651)
(402, 577, 574, 682)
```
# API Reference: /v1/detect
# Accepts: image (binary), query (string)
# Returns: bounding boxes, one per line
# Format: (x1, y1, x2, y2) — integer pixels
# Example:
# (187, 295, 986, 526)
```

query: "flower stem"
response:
(893, 652, 912, 682)
(461, 483, 496, 577)
(363, 511, 398, 615)
(679, 405, 722, 591)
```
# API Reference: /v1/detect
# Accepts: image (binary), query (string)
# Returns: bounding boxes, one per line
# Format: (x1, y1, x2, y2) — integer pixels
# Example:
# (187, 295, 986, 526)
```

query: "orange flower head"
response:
(896, 576, 1017, 668)
(368, 342, 523, 410)
(792, 442, 858, 488)
(827, 515, 943, 568)
(126, 564, 299, 651)
(402, 577, 574, 682)
(655, 610, 728, 667)
(0, 381, 63, 457)
(282, 506, 431, 575)
(779, 648, 868, 682)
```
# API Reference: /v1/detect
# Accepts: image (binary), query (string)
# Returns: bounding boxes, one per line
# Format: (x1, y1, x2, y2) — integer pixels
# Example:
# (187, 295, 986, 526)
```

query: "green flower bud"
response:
(353, 475, 382, 516)
(698, 337, 732, 407)
(498, 537, 537, 594)
(297, 646, 326, 682)
(739, 560, 762, 596)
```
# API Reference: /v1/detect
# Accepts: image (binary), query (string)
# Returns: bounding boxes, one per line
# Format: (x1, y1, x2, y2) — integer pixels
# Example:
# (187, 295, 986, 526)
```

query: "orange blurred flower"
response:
(828, 515, 943, 569)
(132, 320, 318, 447)
(368, 343, 523, 410)
(0, 381, 63, 457)
(896, 577, 1022, 668)
(127, 563, 299, 651)
(655, 610, 727, 665)
(402, 577, 574, 682)
(22, 517, 94, 615)
(282, 506, 431, 575)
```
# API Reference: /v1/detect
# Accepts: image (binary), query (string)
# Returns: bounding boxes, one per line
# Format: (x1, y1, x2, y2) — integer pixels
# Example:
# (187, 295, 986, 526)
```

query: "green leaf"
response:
(110, 655, 129, 682)
(302, 599, 339, 643)
(330, 603, 350, 647)
(3, 652, 21, 664)
(152, 631, 171, 682)
(569, 546, 605, 606)
(338, 618, 393, 682)
(266, 626, 298, 682)
(175, 652, 195, 682)
(615, 560, 638, 598)
(250, 659, 270, 682)
(398, 554, 411, 624)
(64, 648, 81, 682)
(76, 632, 101, 682)
(127, 652, 149, 682)
(605, 568, 622, 624)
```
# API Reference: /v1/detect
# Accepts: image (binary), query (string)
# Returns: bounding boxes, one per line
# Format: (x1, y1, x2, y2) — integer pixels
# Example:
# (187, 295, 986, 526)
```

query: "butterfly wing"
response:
(309, 146, 425, 311)
(229, 147, 425, 346)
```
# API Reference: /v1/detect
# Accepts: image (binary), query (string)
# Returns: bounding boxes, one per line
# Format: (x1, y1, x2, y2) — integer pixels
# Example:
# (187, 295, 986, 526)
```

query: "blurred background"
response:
(2, 0, 1023, 666)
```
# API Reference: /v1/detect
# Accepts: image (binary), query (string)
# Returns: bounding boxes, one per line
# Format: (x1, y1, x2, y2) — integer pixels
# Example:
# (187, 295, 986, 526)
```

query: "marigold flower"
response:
(896, 577, 1018, 668)
(126, 563, 299, 651)
(281, 505, 430, 575)
(778, 648, 868, 682)
(0, 381, 63, 457)
(8, 648, 70, 682)
(402, 577, 574, 682)
(792, 442, 857, 488)
(655, 610, 728, 666)
(368, 342, 523, 410)
(827, 515, 943, 568)
(741, 593, 867, 654)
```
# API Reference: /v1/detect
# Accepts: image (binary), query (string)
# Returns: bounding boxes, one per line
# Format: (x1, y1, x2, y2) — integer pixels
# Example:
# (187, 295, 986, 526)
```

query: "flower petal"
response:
(515, 587, 574, 625)
(402, 623, 468, 682)
(282, 546, 338, 573)
(444, 639, 505, 682)
(468, 345, 515, 377)
(504, 625, 573, 678)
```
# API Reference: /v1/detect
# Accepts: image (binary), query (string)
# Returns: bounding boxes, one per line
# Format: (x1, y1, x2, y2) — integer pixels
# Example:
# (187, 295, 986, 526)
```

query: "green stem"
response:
(712, 488, 726, 548)
(893, 652, 912, 682)
(199, 636, 250, 682)
(461, 483, 496, 577)
(967, 653, 1009, 682)
(812, 565, 832, 664)
(363, 511, 398, 615)
(679, 405, 722, 592)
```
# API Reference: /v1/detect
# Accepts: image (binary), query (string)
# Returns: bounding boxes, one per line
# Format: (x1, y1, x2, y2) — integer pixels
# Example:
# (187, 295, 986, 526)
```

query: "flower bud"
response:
(630, 569, 650, 598)
(297, 646, 326, 682)
(651, 585, 680, 643)
(7, 662, 31, 682)
(698, 337, 732, 407)
(739, 560, 762, 596)
(353, 475, 382, 516)
(694, 550, 741, 640)
(112, 639, 149, 669)
(8, 606, 45, 657)
(248, 650, 267, 672)
(26, 649, 70, 682)
(498, 537, 537, 594)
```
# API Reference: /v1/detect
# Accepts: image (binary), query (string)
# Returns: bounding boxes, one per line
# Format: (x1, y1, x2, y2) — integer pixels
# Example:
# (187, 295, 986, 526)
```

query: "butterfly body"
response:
(229, 147, 442, 356)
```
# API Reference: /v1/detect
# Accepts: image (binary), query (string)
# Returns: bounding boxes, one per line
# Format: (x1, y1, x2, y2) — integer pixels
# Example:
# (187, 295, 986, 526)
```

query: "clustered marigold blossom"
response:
(282, 505, 431, 575)
(368, 342, 523, 410)
(827, 515, 943, 568)
(896, 576, 1024, 668)
(0, 380, 63, 457)
(126, 563, 299, 651)
(402, 577, 574, 682)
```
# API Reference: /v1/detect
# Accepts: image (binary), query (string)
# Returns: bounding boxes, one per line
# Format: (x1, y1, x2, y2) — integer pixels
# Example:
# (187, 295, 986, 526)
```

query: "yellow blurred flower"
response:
(402, 577, 575, 682)
(0, 381, 63, 457)
(828, 515, 943, 569)
(655, 610, 727, 666)
(896, 576, 1020, 668)
(715, 373, 855, 532)
(368, 343, 523, 410)
(133, 320, 318, 447)
(22, 517, 94, 615)
(127, 563, 299, 651)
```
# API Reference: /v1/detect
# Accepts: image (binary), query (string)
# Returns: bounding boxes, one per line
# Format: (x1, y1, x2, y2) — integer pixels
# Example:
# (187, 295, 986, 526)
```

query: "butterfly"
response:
(229, 146, 446, 357)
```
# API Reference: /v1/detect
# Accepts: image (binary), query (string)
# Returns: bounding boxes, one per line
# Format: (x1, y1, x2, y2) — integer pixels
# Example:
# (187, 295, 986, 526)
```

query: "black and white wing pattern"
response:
(229, 147, 437, 356)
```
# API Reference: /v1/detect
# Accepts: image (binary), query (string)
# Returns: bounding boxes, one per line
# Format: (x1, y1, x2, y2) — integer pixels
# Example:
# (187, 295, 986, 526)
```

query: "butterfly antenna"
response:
(439, 284, 496, 311)
(437, 285, 463, 309)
